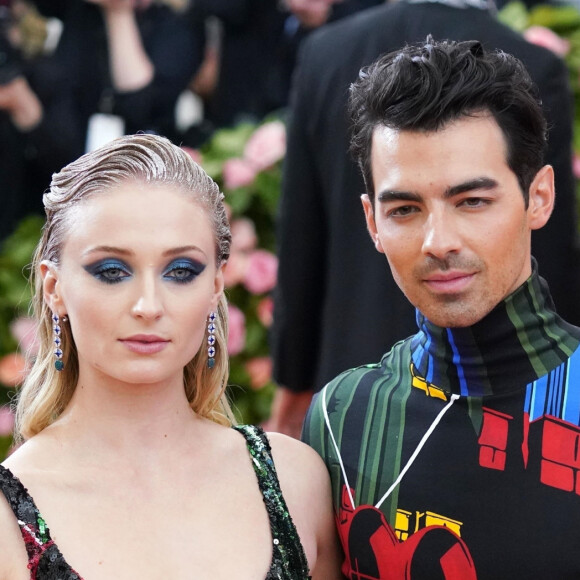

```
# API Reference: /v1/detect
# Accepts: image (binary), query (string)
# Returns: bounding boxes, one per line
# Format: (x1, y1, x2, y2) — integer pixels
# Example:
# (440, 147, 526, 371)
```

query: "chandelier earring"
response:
(207, 312, 217, 369)
(52, 313, 67, 371)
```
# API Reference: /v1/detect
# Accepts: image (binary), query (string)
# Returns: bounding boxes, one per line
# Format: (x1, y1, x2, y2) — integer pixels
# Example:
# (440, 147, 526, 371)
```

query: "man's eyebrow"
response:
(376, 177, 498, 203)
(444, 177, 498, 198)
(376, 190, 422, 203)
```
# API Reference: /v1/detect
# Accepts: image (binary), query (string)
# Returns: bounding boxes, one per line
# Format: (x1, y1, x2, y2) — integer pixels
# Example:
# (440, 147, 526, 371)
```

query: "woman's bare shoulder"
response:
(266, 431, 329, 483)
(265, 431, 333, 525)
(2, 431, 56, 475)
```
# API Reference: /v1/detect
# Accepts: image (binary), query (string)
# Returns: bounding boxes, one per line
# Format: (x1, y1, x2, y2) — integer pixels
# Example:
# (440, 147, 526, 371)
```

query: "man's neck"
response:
(410, 267, 580, 397)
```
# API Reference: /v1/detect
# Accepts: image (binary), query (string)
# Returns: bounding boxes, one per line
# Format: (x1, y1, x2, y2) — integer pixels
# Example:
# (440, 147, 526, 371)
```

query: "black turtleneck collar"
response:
(410, 261, 580, 397)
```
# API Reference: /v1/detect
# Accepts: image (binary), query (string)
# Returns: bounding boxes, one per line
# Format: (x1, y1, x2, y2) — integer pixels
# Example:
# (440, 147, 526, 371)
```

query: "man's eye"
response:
(389, 205, 418, 217)
(461, 198, 488, 208)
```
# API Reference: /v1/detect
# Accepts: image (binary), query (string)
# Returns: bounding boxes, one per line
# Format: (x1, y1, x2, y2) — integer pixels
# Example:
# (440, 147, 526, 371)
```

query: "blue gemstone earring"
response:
(52, 313, 66, 371)
(207, 312, 217, 369)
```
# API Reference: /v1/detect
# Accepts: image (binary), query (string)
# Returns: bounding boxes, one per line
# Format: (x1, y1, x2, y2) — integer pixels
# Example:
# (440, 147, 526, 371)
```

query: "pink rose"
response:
(181, 146, 203, 165)
(573, 153, 580, 180)
(257, 296, 274, 328)
(245, 356, 273, 390)
(10, 317, 39, 356)
(222, 158, 258, 189)
(231, 218, 258, 253)
(0, 353, 27, 387)
(243, 250, 278, 295)
(0, 406, 14, 436)
(227, 304, 246, 356)
(243, 121, 286, 172)
(524, 26, 570, 57)
(223, 251, 250, 288)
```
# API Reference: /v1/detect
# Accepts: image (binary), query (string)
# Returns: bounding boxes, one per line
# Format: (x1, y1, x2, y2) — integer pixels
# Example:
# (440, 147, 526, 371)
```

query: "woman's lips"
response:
(120, 335, 169, 354)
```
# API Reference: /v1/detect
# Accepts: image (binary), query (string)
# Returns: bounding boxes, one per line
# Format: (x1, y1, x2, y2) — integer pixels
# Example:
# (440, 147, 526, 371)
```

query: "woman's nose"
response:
(131, 276, 164, 320)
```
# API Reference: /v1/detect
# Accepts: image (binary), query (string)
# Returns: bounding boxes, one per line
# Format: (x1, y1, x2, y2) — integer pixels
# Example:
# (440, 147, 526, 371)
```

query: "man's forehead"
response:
(371, 110, 499, 140)
(370, 113, 508, 164)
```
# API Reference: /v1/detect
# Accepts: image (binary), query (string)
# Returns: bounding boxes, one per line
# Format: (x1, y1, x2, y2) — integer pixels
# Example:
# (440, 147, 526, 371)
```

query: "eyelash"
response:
(162, 260, 205, 284)
(85, 259, 205, 285)
(387, 197, 491, 217)
(388, 205, 418, 218)
(88, 261, 130, 284)
(460, 197, 490, 208)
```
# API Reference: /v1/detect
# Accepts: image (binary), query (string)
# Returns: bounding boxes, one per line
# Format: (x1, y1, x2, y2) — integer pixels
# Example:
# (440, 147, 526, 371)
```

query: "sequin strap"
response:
(0, 465, 81, 579)
(233, 425, 311, 580)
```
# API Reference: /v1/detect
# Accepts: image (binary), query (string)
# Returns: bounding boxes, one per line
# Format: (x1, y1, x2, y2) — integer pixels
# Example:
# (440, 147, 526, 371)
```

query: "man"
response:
(270, 0, 580, 438)
(302, 38, 580, 578)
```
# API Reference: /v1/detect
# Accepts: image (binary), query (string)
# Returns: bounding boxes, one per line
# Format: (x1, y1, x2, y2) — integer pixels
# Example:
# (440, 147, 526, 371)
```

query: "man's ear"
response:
(40, 261, 66, 315)
(527, 165, 555, 231)
(361, 194, 385, 254)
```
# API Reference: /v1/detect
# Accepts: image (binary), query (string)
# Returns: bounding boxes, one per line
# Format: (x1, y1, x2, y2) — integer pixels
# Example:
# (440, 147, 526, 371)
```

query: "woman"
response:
(0, 134, 342, 579)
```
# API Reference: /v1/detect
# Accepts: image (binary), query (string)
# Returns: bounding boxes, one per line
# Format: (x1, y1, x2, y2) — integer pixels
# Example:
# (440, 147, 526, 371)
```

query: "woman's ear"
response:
(40, 260, 65, 315)
(210, 261, 225, 312)
(527, 165, 555, 231)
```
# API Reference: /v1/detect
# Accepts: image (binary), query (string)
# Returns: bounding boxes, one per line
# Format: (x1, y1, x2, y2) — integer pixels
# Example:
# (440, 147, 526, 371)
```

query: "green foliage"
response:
(499, 1, 580, 32)
(529, 5, 580, 31)
(497, 1, 529, 31)
(0, 217, 44, 456)
(0, 435, 11, 459)
(0, 216, 42, 357)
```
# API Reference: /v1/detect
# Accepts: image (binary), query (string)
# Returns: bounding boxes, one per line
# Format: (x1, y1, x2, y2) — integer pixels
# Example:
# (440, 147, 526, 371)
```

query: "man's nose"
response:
(421, 211, 461, 259)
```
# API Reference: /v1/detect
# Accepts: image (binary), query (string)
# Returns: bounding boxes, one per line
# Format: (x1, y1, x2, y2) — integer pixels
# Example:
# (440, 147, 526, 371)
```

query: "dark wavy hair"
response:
(348, 37, 547, 206)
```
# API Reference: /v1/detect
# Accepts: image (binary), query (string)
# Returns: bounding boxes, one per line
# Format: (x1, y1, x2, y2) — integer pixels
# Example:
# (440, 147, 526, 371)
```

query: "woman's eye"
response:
(85, 261, 131, 284)
(163, 260, 205, 284)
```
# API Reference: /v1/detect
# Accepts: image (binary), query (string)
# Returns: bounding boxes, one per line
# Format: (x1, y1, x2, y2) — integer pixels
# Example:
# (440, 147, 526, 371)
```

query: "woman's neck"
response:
(44, 370, 205, 464)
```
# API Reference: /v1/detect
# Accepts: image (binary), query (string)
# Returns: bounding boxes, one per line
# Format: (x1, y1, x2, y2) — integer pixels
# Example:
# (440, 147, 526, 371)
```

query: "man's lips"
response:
(423, 271, 476, 293)
(119, 335, 169, 354)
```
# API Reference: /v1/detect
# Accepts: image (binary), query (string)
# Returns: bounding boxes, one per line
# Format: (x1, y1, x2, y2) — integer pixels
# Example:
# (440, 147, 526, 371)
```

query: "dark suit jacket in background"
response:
(272, 1, 580, 393)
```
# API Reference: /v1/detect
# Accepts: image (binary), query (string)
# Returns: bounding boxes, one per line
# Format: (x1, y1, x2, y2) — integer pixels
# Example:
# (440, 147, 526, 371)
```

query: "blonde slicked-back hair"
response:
(15, 134, 233, 442)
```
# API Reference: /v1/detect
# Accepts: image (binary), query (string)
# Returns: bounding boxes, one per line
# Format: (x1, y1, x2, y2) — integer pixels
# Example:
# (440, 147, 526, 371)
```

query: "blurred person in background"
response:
(183, 0, 382, 140)
(0, 0, 72, 241)
(1, 0, 204, 242)
(269, 0, 580, 438)
(31, 0, 203, 155)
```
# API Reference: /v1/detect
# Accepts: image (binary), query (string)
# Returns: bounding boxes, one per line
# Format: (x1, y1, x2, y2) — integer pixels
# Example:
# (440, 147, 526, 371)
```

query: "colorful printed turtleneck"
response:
(304, 266, 580, 580)
(411, 267, 580, 398)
